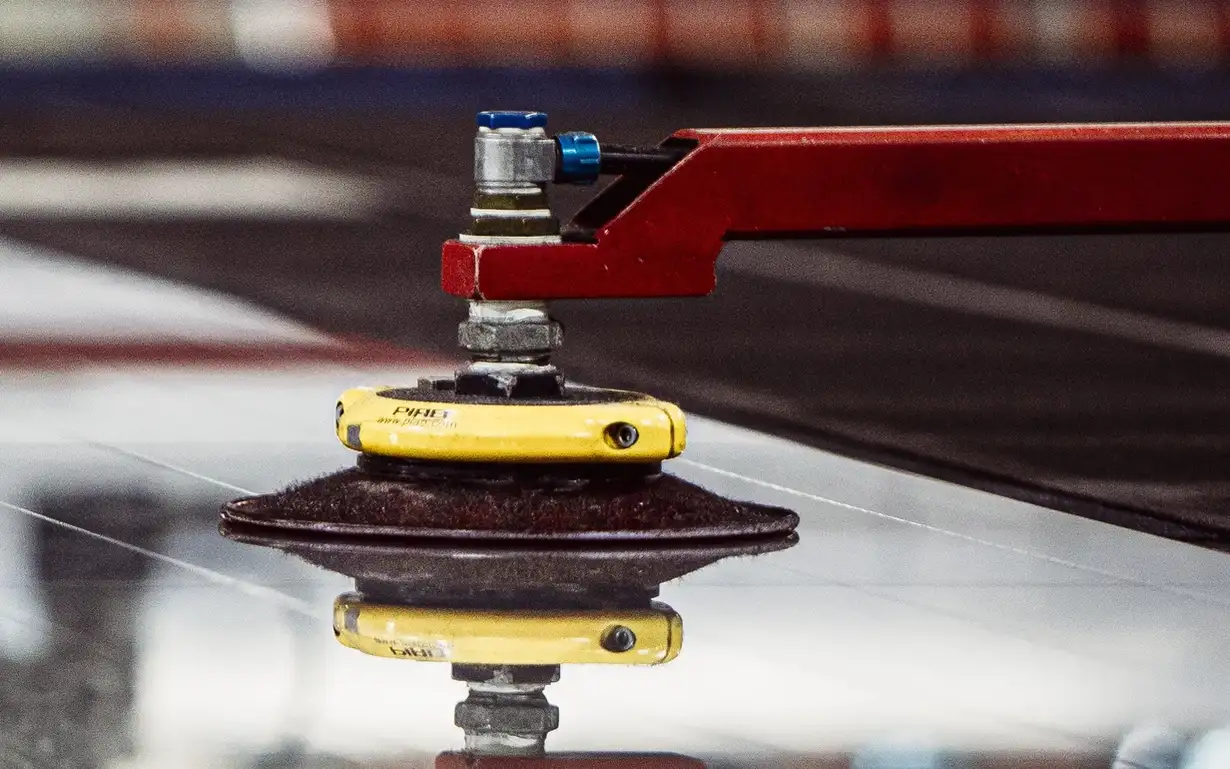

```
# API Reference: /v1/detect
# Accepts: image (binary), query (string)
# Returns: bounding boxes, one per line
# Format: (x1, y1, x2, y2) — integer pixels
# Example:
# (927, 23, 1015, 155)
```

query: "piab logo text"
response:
(392, 406, 455, 420)
(375, 405, 458, 428)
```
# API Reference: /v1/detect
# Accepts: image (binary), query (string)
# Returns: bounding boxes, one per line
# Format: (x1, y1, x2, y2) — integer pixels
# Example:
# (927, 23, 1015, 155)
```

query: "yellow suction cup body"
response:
(335, 385, 686, 463)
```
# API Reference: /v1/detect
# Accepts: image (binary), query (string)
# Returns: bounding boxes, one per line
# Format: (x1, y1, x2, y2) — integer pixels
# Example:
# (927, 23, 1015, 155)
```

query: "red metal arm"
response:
(442, 122, 1230, 300)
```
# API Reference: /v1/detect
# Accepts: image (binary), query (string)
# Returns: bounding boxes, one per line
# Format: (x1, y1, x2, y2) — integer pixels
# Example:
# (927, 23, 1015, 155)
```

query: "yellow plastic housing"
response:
(333, 593, 682, 666)
(335, 386, 686, 462)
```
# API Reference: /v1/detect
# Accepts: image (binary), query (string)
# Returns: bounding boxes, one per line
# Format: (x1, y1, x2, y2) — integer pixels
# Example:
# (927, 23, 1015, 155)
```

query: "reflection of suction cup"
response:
(1113, 725, 1185, 769)
(218, 521, 797, 756)
(1183, 728, 1230, 769)
(220, 522, 796, 595)
(435, 750, 707, 769)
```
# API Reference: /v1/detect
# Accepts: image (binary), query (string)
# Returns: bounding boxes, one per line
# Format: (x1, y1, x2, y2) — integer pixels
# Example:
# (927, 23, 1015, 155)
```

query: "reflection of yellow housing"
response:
(335, 386, 687, 463)
(436, 754, 706, 769)
(333, 593, 683, 666)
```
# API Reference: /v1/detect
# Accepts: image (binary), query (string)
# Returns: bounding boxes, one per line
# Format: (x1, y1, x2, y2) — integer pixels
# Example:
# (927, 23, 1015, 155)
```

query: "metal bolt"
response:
(468, 301, 549, 323)
(455, 363, 565, 398)
(601, 625, 637, 652)
(467, 110, 560, 247)
(605, 423, 639, 449)
(453, 669, 560, 758)
(453, 664, 560, 687)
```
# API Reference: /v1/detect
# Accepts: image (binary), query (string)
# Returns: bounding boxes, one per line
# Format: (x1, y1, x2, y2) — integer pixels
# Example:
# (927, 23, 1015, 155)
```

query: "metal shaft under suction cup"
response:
(453, 664, 561, 756)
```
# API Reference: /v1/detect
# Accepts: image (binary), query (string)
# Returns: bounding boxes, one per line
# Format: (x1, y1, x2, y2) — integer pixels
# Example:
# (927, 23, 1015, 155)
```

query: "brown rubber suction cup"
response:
(218, 520, 798, 598)
(220, 464, 799, 543)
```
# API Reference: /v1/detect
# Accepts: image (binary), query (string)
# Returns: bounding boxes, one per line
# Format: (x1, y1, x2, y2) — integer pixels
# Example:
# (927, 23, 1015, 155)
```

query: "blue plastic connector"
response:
(556, 131, 601, 184)
(476, 111, 548, 130)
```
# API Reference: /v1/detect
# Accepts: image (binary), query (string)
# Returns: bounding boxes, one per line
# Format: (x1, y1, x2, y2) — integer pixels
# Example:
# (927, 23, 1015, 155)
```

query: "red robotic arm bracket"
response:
(442, 122, 1230, 300)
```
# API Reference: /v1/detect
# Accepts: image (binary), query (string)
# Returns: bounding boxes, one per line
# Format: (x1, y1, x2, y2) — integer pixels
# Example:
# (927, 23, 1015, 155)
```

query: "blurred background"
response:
(7, 0, 1230, 73)
(1, 3, 1230, 767)
(2, 0, 1230, 545)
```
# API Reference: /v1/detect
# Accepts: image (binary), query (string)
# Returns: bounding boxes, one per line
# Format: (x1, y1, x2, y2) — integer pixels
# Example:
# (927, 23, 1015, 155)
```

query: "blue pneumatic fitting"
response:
(556, 131, 601, 184)
(476, 110, 548, 130)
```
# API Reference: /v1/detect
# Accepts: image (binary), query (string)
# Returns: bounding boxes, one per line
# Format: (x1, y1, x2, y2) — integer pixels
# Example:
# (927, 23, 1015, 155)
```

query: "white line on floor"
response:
(87, 442, 258, 495)
(85, 438, 1230, 609)
(0, 500, 314, 618)
(90, 438, 1230, 608)
(720, 243, 1230, 358)
(677, 457, 1230, 609)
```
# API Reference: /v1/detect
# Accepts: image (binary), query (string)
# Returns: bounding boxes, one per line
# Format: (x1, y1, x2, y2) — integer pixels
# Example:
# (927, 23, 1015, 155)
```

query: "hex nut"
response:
(458, 320, 563, 354)
(455, 698, 559, 734)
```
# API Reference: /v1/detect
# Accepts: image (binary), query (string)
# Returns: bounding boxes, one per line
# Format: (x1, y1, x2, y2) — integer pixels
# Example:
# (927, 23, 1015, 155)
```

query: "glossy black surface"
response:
(1, 363, 1228, 767)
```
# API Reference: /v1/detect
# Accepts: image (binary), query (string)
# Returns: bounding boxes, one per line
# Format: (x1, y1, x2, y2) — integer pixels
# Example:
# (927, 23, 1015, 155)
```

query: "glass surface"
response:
(0, 364, 1227, 768)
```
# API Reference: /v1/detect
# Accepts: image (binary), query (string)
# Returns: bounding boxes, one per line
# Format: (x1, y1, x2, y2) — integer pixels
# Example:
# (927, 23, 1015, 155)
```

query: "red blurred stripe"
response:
(651, 0, 673, 63)
(1109, 0, 1151, 57)
(327, 0, 378, 57)
(47, 0, 1230, 69)
(0, 338, 452, 369)
(864, 0, 895, 58)
(1217, 0, 1230, 59)
(969, 0, 1001, 58)
(748, 0, 767, 62)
